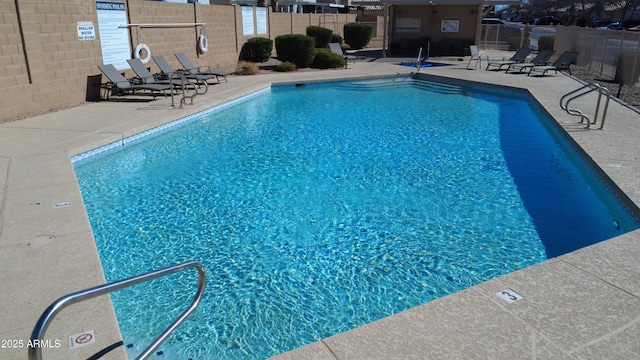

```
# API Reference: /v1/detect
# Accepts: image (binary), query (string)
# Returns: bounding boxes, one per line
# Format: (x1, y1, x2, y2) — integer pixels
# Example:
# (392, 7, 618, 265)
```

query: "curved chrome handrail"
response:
(169, 72, 207, 108)
(28, 260, 206, 360)
(560, 82, 610, 129)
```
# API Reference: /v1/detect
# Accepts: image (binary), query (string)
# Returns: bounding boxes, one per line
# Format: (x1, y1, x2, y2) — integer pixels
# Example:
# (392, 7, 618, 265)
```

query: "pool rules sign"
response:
(96, 1, 131, 70)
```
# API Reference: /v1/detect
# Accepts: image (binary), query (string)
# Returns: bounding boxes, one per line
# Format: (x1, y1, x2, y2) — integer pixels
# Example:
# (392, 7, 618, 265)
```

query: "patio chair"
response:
(127, 58, 195, 90)
(485, 48, 533, 71)
(152, 55, 217, 86)
(175, 53, 231, 83)
(528, 51, 580, 76)
(466, 45, 489, 69)
(97, 64, 173, 100)
(505, 50, 556, 73)
(329, 43, 358, 68)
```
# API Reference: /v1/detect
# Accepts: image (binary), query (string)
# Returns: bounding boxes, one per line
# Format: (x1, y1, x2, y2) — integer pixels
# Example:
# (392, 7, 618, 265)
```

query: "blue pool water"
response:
(73, 77, 639, 359)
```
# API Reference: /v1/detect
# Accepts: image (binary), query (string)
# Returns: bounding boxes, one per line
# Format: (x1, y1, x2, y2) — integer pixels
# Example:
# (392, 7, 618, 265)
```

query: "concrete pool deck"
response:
(1, 50, 639, 359)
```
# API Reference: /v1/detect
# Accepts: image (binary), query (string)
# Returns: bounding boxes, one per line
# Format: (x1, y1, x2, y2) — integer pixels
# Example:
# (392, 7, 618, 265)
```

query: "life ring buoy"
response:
(134, 43, 151, 64)
(198, 34, 208, 54)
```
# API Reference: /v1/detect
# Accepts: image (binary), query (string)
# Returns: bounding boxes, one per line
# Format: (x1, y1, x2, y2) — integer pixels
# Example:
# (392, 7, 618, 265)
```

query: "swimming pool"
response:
(73, 77, 640, 359)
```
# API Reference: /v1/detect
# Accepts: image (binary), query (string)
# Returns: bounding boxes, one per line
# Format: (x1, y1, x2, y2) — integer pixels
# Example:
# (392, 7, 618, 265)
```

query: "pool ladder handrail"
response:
(169, 72, 208, 108)
(560, 82, 611, 129)
(28, 260, 206, 360)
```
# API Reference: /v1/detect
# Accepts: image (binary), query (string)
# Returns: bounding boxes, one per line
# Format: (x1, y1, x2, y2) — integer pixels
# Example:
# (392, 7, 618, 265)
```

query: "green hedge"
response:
(538, 36, 555, 51)
(274, 61, 296, 72)
(311, 49, 345, 69)
(331, 34, 343, 45)
(343, 23, 373, 49)
(306, 26, 333, 48)
(240, 37, 273, 63)
(275, 34, 316, 68)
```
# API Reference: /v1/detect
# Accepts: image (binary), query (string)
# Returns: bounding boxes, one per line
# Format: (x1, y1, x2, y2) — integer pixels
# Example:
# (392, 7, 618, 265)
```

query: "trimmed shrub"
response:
(274, 61, 296, 72)
(235, 61, 260, 75)
(343, 23, 373, 49)
(508, 37, 530, 51)
(538, 36, 555, 51)
(240, 37, 273, 63)
(306, 26, 333, 48)
(275, 34, 316, 68)
(331, 34, 343, 45)
(311, 49, 345, 69)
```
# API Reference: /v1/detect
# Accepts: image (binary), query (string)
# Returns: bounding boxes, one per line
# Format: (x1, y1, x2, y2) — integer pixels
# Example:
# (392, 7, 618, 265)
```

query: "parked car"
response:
(534, 16, 562, 25)
(591, 20, 616, 28)
(481, 18, 523, 30)
(602, 22, 620, 30)
(482, 18, 509, 26)
(524, 16, 562, 25)
(619, 20, 640, 30)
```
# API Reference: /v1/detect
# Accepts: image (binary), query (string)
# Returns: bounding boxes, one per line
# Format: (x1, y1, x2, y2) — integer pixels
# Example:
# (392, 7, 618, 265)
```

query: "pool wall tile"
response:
(71, 88, 271, 164)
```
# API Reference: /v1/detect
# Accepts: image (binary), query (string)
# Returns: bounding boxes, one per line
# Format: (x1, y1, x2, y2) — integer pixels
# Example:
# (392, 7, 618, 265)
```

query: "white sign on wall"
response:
(96, 1, 131, 70)
(441, 20, 460, 33)
(77, 21, 96, 41)
(242, 7, 255, 36)
(256, 7, 267, 35)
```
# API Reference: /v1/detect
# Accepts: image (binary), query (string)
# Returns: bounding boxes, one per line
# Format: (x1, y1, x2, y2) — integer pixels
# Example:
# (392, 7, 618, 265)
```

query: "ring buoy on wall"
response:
(198, 34, 208, 54)
(134, 43, 151, 64)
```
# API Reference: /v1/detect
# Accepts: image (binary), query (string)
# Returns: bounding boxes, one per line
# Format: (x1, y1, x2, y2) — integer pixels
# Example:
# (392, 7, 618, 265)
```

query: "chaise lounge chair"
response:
(466, 45, 489, 69)
(175, 53, 231, 83)
(127, 58, 195, 90)
(97, 64, 173, 100)
(485, 48, 533, 71)
(528, 51, 579, 76)
(329, 43, 358, 68)
(505, 50, 556, 73)
(152, 55, 217, 86)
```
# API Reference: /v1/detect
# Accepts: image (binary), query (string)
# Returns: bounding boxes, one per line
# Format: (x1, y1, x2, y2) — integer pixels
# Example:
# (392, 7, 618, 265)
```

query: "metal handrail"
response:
(169, 72, 207, 108)
(28, 260, 206, 360)
(560, 82, 611, 129)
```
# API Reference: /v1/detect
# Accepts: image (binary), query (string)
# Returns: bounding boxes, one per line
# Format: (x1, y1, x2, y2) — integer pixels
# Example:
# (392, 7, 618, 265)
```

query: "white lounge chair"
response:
(466, 45, 489, 69)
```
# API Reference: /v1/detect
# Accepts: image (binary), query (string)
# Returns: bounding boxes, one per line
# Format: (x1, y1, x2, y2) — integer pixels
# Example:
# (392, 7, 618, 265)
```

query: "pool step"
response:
(336, 79, 463, 95)
(335, 80, 409, 91)
(411, 80, 464, 95)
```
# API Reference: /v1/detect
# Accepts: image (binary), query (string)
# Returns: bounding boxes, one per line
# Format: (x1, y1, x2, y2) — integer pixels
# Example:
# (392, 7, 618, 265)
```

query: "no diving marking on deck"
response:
(496, 288, 523, 303)
(69, 330, 95, 349)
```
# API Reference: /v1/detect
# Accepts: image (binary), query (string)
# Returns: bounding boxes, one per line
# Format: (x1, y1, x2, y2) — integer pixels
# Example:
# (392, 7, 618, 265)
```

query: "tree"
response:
(616, 0, 640, 20)
(522, 0, 640, 26)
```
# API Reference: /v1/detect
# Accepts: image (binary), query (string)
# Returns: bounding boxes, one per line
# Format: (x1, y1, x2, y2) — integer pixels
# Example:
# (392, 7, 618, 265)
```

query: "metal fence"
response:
(480, 25, 640, 87)
(480, 24, 527, 50)
(555, 27, 640, 86)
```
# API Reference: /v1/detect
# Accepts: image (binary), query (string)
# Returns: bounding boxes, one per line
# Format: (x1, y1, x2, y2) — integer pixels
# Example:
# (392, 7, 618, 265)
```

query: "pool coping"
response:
(1, 52, 640, 360)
